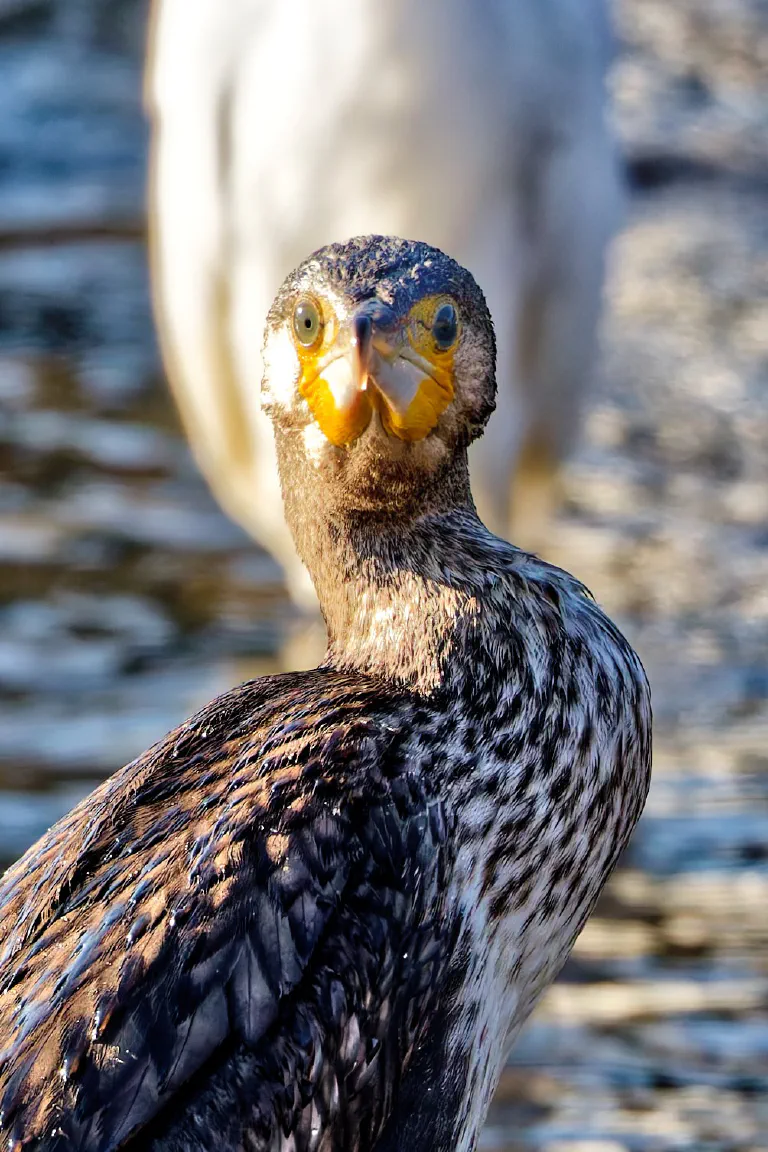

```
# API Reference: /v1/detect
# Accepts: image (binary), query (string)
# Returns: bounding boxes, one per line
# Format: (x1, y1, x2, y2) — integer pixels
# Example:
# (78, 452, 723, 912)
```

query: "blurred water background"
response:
(0, 1, 766, 1148)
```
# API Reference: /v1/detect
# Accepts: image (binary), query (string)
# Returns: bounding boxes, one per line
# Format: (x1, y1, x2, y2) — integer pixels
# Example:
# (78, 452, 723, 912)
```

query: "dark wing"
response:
(0, 670, 454, 1152)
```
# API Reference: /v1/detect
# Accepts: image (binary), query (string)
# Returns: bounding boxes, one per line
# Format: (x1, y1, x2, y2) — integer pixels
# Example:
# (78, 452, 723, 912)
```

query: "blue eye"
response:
(432, 302, 458, 349)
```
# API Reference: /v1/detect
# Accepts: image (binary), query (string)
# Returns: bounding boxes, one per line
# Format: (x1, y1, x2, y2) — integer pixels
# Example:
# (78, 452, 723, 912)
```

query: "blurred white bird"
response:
(145, 0, 623, 614)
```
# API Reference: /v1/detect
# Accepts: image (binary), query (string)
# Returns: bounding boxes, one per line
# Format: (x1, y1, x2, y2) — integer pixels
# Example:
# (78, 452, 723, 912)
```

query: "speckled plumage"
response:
(0, 237, 651, 1152)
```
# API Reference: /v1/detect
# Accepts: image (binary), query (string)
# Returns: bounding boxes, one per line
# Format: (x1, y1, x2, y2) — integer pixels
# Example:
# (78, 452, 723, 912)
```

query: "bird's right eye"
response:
(293, 298, 324, 350)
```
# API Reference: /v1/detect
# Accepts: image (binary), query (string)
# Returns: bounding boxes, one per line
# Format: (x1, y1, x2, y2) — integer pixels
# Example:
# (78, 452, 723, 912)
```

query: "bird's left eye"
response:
(432, 302, 458, 350)
(293, 298, 324, 349)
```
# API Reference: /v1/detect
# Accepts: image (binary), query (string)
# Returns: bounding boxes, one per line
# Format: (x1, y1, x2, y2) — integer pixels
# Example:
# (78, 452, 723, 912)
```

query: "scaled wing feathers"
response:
(0, 672, 453, 1151)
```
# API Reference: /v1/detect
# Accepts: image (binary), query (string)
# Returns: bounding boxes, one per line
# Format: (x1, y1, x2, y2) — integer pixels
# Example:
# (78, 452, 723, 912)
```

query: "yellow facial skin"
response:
(294, 294, 459, 446)
(300, 365, 373, 446)
(395, 293, 458, 441)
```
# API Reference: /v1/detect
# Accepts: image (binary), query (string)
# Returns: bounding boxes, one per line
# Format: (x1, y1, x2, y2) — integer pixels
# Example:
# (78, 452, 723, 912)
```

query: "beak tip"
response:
(352, 311, 374, 392)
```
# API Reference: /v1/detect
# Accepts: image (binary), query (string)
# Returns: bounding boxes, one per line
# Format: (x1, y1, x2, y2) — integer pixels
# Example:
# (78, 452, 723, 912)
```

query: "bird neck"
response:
(277, 436, 486, 692)
(320, 513, 484, 693)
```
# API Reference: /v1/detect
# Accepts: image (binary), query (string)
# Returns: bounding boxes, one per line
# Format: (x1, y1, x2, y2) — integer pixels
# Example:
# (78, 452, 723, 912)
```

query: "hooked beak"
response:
(351, 310, 374, 392)
(299, 302, 455, 446)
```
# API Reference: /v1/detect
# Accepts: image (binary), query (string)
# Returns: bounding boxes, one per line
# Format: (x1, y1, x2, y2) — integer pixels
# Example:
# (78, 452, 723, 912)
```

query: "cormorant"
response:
(0, 237, 651, 1152)
(146, 0, 623, 610)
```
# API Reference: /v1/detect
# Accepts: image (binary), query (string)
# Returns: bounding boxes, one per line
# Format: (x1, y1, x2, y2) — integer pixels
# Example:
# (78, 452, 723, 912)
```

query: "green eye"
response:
(432, 302, 458, 349)
(293, 298, 323, 349)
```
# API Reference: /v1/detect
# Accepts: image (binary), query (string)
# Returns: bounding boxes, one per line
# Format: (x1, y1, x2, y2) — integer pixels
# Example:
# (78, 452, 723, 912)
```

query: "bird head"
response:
(262, 236, 496, 514)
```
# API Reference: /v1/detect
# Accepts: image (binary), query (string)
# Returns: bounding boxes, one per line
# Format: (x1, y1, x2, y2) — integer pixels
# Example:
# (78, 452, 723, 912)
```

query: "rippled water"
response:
(0, 2, 767, 1148)
(0, 0, 290, 832)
